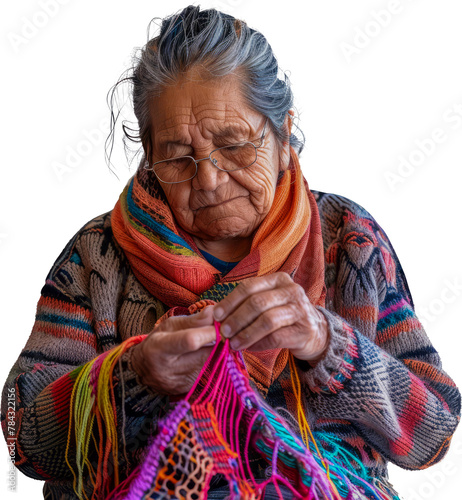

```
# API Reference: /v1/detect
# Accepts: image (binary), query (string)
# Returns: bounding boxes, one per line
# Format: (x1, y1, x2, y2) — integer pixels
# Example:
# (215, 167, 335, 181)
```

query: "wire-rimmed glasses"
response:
(144, 119, 269, 184)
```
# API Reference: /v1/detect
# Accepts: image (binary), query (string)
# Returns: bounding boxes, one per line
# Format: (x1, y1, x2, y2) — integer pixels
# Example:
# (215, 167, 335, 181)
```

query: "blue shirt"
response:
(200, 249, 240, 275)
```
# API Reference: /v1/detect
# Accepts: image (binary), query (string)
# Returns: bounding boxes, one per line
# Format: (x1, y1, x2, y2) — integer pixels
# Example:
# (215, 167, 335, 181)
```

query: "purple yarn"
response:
(124, 400, 190, 500)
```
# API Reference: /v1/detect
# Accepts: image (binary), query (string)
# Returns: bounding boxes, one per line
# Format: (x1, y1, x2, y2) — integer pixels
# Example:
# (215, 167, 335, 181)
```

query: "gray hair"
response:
(105, 5, 305, 173)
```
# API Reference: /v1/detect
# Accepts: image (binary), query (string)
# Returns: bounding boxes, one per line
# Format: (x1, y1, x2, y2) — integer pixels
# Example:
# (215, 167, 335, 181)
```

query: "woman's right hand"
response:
(130, 306, 217, 395)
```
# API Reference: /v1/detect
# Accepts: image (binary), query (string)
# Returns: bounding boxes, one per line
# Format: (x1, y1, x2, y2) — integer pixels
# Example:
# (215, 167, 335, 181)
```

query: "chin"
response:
(195, 223, 255, 241)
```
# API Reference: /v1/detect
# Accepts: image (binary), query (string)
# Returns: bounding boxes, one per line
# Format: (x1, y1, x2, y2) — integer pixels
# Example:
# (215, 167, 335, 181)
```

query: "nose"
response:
(191, 154, 228, 191)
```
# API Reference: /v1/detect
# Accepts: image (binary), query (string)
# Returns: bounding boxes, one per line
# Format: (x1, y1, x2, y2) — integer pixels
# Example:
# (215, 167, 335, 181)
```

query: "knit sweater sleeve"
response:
(297, 195, 461, 471)
(0, 216, 169, 496)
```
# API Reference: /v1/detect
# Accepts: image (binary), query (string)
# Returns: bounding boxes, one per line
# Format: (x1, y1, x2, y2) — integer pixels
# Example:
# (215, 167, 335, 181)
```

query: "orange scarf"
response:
(111, 147, 326, 390)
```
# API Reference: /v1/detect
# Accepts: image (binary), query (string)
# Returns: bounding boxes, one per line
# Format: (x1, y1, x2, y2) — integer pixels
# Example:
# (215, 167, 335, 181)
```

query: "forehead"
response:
(148, 72, 261, 144)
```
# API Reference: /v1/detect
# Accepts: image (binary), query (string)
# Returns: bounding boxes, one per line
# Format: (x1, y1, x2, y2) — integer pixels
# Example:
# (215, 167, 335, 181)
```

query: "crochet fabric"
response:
(1, 191, 460, 499)
(94, 325, 399, 500)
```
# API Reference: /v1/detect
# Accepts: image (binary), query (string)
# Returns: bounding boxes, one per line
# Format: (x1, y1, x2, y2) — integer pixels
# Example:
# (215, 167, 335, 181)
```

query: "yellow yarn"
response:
(288, 353, 342, 499)
(65, 362, 96, 499)
(65, 337, 145, 499)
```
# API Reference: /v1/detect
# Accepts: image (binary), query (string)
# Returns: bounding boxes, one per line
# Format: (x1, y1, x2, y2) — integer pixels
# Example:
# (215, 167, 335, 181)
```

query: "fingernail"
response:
(222, 324, 232, 338)
(230, 339, 240, 350)
(214, 307, 225, 321)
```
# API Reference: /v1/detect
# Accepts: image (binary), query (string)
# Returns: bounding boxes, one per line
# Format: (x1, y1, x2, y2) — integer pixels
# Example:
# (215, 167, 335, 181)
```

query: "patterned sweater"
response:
(1, 190, 460, 499)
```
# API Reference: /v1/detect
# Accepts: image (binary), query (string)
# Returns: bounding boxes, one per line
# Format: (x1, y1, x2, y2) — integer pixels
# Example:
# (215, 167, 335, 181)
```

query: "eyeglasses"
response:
(144, 119, 269, 184)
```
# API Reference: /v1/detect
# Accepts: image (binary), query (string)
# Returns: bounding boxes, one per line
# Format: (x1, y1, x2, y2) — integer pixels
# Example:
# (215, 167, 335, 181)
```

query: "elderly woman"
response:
(2, 5, 460, 500)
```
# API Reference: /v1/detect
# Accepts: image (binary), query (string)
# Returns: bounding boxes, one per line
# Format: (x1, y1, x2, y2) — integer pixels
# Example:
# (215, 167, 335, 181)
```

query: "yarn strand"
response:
(65, 321, 400, 500)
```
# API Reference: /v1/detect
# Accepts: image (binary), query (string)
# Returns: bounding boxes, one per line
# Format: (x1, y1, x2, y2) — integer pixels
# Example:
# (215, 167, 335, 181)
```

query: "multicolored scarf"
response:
(63, 148, 401, 499)
(111, 147, 326, 390)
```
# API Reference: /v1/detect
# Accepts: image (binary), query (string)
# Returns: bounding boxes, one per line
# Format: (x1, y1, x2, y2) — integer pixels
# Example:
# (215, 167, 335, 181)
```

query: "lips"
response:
(194, 196, 241, 210)
(207, 197, 238, 207)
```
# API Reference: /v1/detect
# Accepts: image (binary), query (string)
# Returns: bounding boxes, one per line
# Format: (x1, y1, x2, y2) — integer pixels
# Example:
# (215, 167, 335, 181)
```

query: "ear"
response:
(278, 111, 293, 172)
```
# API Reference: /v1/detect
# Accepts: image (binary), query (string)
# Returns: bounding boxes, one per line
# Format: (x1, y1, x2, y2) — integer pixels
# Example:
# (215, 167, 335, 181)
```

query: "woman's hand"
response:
(130, 306, 216, 395)
(212, 272, 329, 364)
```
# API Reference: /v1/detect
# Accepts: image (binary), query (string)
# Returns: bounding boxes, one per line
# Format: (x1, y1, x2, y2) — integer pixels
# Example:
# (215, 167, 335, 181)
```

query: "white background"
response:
(1, 1, 461, 498)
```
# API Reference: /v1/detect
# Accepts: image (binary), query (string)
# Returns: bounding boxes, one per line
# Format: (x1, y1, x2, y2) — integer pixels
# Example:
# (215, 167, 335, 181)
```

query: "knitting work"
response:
(66, 321, 400, 499)
(3, 185, 460, 499)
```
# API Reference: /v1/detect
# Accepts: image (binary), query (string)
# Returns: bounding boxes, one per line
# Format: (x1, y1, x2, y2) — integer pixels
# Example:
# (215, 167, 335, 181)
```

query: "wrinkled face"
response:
(147, 72, 290, 244)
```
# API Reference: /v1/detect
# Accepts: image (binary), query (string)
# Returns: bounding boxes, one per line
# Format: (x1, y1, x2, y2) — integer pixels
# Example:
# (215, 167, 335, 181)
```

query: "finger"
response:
(213, 272, 293, 325)
(156, 306, 215, 333)
(247, 324, 327, 362)
(229, 303, 301, 351)
(157, 325, 217, 356)
(245, 325, 300, 352)
(220, 283, 305, 339)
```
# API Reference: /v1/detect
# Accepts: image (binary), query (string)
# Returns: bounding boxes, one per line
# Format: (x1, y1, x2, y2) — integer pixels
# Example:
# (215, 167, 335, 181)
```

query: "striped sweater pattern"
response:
(1, 190, 460, 499)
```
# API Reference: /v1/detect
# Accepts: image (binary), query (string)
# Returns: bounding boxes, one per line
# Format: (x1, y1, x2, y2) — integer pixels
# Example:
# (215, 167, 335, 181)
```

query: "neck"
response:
(193, 236, 252, 262)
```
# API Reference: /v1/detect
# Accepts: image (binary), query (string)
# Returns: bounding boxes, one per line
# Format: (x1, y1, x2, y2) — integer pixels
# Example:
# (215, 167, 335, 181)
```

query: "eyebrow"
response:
(158, 125, 250, 147)
(213, 126, 248, 140)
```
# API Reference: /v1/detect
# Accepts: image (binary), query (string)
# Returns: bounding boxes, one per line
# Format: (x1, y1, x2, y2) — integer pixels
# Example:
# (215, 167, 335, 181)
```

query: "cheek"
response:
(233, 156, 278, 212)
(161, 184, 193, 221)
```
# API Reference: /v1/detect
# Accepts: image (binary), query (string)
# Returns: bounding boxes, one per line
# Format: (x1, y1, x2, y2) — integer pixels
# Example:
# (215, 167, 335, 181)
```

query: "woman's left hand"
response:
(212, 272, 330, 364)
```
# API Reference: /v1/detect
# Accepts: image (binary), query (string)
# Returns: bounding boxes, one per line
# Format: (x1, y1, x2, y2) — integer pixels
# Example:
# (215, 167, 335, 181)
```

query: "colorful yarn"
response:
(65, 336, 146, 499)
(63, 321, 401, 500)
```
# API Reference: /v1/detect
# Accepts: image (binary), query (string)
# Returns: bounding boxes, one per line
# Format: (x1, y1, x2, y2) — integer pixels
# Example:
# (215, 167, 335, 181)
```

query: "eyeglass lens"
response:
(154, 143, 258, 183)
